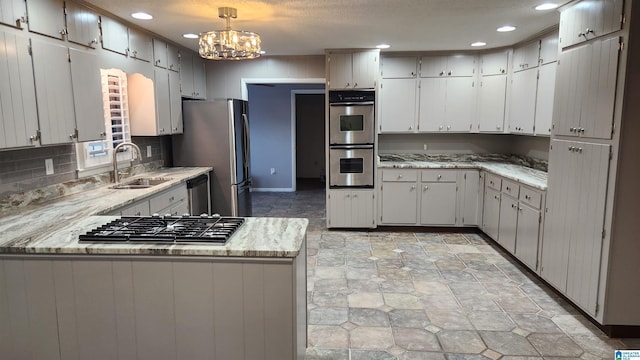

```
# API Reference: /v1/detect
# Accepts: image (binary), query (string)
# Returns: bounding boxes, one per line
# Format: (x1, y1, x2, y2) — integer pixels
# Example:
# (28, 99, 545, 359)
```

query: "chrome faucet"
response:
(113, 141, 143, 184)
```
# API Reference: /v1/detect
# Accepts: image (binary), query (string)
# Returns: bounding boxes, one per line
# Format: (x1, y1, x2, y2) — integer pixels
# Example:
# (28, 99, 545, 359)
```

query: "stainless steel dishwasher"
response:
(186, 173, 210, 215)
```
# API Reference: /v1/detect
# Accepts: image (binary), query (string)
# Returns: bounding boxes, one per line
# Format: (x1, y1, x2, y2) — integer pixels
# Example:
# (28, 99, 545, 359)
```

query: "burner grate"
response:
(80, 215, 245, 245)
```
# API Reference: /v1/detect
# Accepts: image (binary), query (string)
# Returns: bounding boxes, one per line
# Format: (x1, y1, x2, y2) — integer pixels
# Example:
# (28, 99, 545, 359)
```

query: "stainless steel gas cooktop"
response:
(79, 215, 245, 245)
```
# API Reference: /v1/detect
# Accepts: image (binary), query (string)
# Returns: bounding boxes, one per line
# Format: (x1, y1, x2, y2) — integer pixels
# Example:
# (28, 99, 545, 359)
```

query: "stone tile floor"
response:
(252, 180, 640, 359)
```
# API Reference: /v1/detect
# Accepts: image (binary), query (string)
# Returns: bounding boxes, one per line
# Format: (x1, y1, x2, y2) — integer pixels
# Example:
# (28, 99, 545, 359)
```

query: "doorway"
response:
(292, 90, 325, 191)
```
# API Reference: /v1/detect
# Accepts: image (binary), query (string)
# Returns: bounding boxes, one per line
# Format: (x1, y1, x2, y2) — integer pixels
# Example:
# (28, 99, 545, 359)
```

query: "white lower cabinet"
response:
(107, 183, 187, 216)
(420, 170, 458, 225)
(514, 202, 541, 270)
(482, 186, 501, 240)
(380, 179, 418, 225)
(120, 200, 150, 216)
(498, 194, 518, 253)
(461, 170, 481, 226)
(327, 189, 375, 228)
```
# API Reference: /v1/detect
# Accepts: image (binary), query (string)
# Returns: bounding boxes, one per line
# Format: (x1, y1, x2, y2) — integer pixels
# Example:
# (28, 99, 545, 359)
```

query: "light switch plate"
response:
(45, 159, 54, 175)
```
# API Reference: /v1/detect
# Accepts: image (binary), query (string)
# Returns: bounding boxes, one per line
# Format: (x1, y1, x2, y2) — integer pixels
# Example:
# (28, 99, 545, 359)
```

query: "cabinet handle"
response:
(411, 71, 415, 76)
(132, 50, 138, 58)
(411, 185, 416, 190)
(135, 211, 141, 216)
(578, 31, 585, 38)
(173, 127, 178, 131)
(437, 175, 442, 180)
(439, 71, 444, 76)
(448, 71, 452, 76)
(353, 194, 358, 198)
(579, 128, 585, 133)
(353, 82, 358, 87)
(424, 185, 429, 191)
(346, 194, 351, 198)
(518, 207, 523, 211)
(447, 125, 451, 130)
(570, 127, 576, 132)
(525, 195, 531, 200)
(100, 131, 106, 137)
(409, 126, 413, 130)
(397, 174, 403, 179)
(511, 203, 517, 209)
(490, 181, 494, 185)
(494, 195, 500, 200)
(439, 125, 443, 130)
(169, 196, 174, 201)
(346, 82, 350, 87)
(69, 133, 77, 139)
(506, 186, 510, 191)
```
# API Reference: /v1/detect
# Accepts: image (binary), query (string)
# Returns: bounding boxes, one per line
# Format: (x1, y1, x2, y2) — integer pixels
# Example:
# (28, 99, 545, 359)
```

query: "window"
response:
(76, 68, 132, 171)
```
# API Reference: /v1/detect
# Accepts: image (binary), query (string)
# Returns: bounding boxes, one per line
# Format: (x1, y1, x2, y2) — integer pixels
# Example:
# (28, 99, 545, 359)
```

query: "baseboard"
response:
(251, 188, 295, 192)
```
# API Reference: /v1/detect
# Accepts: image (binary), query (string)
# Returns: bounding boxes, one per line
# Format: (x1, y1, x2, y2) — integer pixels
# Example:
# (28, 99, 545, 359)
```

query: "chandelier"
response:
(199, 7, 261, 60)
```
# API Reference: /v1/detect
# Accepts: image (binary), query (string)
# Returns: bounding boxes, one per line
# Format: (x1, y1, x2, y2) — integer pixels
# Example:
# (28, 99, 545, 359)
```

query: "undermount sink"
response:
(111, 177, 172, 189)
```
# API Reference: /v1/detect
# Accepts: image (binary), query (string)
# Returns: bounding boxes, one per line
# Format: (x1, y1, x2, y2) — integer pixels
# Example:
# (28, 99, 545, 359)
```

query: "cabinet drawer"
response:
(382, 170, 418, 182)
(519, 187, 542, 209)
(485, 173, 502, 191)
(420, 170, 457, 182)
(501, 179, 520, 198)
(149, 184, 187, 213)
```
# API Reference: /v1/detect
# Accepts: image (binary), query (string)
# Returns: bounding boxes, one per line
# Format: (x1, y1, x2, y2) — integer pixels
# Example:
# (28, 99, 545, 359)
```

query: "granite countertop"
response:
(0, 167, 308, 258)
(378, 154, 548, 190)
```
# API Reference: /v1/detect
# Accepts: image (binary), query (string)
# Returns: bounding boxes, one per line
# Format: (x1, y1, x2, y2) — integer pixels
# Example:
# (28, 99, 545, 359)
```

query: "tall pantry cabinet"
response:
(541, 0, 640, 331)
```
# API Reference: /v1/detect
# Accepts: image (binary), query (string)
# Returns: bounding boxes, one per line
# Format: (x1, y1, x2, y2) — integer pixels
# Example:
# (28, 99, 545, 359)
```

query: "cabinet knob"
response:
(173, 127, 178, 131)
(346, 194, 351, 198)
(169, 196, 174, 201)
(495, 195, 500, 200)
(511, 203, 517, 209)
(424, 185, 429, 191)
(439, 71, 444, 76)
(90, 38, 98, 45)
(353, 83, 358, 87)
(411, 185, 416, 190)
(437, 175, 442, 180)
(397, 175, 403, 179)
(439, 125, 443, 130)
(447, 125, 451, 130)
(353, 194, 358, 198)
(100, 131, 106, 137)
(69, 133, 77, 139)
(409, 126, 413, 130)
(506, 186, 510, 191)
(525, 195, 531, 200)
(346, 83, 350, 87)
(448, 71, 452, 76)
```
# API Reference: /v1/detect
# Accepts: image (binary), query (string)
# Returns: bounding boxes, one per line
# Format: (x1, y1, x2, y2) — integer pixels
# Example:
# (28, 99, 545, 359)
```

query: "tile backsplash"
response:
(0, 136, 171, 198)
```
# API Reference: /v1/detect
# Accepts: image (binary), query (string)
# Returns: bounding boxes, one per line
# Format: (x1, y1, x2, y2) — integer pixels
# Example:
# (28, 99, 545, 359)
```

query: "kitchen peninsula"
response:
(0, 167, 308, 360)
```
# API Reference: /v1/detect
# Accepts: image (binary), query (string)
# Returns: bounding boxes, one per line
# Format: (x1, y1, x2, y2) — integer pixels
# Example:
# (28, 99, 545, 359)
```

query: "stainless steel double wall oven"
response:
(328, 90, 375, 188)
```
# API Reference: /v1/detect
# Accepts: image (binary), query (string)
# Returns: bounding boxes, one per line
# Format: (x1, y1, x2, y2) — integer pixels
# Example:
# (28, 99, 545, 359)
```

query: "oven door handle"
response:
(329, 144, 374, 150)
(329, 101, 375, 106)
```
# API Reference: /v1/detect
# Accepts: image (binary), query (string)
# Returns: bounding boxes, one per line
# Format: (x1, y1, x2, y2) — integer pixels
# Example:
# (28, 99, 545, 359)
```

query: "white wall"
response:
(205, 56, 325, 100)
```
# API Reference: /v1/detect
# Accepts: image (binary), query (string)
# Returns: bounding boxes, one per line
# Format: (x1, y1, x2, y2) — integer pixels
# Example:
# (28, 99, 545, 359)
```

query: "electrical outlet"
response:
(147, 145, 152, 158)
(423, 144, 428, 151)
(270, 168, 276, 175)
(45, 159, 54, 175)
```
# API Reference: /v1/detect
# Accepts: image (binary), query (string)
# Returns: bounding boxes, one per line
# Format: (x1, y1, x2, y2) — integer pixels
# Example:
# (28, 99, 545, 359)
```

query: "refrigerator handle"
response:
(242, 113, 250, 178)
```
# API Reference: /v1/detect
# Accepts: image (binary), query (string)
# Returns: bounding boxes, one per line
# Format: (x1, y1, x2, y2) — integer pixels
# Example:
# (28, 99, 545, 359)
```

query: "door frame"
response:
(291, 89, 326, 191)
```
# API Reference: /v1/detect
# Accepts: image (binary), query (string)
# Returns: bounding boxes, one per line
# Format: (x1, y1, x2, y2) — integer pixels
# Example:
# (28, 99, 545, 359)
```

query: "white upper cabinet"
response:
(327, 50, 378, 89)
(169, 70, 182, 133)
(381, 56, 418, 78)
(69, 48, 105, 142)
(378, 78, 418, 132)
(420, 54, 475, 77)
(480, 51, 509, 76)
(513, 40, 540, 72)
(128, 27, 152, 62)
(419, 77, 475, 132)
(477, 75, 507, 133)
(0, 30, 39, 149)
(180, 50, 206, 99)
(0, 0, 27, 28)
(559, 0, 624, 49)
(508, 68, 538, 135)
(31, 38, 76, 145)
(535, 62, 557, 135)
(539, 32, 559, 65)
(65, 1, 100, 48)
(153, 38, 168, 68)
(100, 16, 128, 55)
(167, 43, 180, 72)
(553, 36, 620, 139)
(25, 0, 65, 39)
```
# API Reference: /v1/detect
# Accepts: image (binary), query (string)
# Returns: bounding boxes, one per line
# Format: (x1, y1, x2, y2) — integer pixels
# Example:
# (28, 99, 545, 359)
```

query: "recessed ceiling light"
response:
(471, 41, 487, 47)
(376, 44, 391, 49)
(497, 25, 517, 32)
(183, 33, 199, 39)
(131, 12, 153, 20)
(535, 3, 559, 10)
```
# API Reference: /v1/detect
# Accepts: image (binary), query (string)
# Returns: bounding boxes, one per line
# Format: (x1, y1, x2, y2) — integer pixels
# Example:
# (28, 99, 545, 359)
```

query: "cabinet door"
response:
(477, 75, 506, 132)
(417, 78, 445, 131)
(169, 70, 183, 134)
(481, 51, 508, 76)
(70, 48, 105, 142)
(381, 182, 418, 224)
(513, 40, 540, 72)
(31, 39, 76, 145)
(65, 1, 100, 48)
(539, 32, 559, 65)
(379, 79, 418, 132)
(128, 27, 152, 62)
(352, 51, 378, 89)
(565, 141, 610, 314)
(420, 182, 457, 225)
(381, 56, 417, 78)
(154, 69, 171, 135)
(328, 190, 350, 228)
(192, 56, 207, 99)
(581, 36, 619, 140)
(446, 55, 475, 77)
(552, 45, 583, 136)
(482, 187, 500, 240)
(498, 195, 518, 253)
(509, 68, 537, 134)
(535, 63, 557, 136)
(100, 16, 128, 55)
(515, 204, 540, 270)
(419, 55, 447, 77)
(0, 31, 39, 148)
(461, 171, 480, 226)
(121, 201, 150, 216)
(445, 77, 475, 132)
(0, 0, 26, 28)
(167, 43, 180, 72)
(328, 52, 352, 89)
(351, 190, 375, 228)
(153, 38, 167, 68)
(180, 50, 195, 97)
(25, 0, 65, 39)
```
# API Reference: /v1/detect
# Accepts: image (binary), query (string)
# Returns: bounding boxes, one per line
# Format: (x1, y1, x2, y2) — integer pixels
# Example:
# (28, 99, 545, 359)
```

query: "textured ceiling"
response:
(81, 0, 566, 55)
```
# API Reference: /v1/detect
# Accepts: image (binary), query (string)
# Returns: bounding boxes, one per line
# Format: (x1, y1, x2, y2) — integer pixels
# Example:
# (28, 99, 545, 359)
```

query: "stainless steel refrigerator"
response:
(173, 99, 252, 216)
